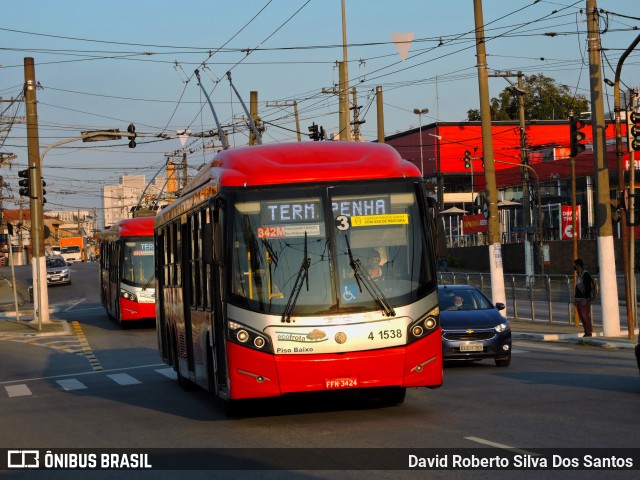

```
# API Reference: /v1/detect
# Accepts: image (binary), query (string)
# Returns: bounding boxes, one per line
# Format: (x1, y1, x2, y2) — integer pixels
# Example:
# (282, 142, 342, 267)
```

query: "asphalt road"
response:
(1, 263, 639, 479)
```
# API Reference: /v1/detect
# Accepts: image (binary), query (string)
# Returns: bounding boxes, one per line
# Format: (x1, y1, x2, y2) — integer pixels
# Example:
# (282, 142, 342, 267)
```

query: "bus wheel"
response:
(206, 343, 218, 397)
(379, 387, 406, 406)
(220, 398, 240, 418)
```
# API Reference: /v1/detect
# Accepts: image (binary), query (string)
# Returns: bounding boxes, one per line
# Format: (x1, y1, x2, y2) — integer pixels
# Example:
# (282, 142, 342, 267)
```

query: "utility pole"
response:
(351, 87, 365, 141)
(611, 33, 640, 340)
(322, 63, 351, 140)
(488, 70, 534, 276)
(24, 57, 49, 328)
(249, 91, 260, 146)
(338, 62, 349, 140)
(586, 0, 620, 336)
(516, 72, 535, 279)
(376, 86, 385, 143)
(340, 0, 351, 140)
(473, 0, 507, 314)
(266, 101, 301, 142)
(182, 152, 188, 190)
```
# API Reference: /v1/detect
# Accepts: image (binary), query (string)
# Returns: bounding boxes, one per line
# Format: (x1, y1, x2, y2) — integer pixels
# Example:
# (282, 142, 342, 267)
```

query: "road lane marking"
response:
(63, 299, 87, 312)
(56, 378, 87, 391)
(5, 384, 32, 397)
(107, 373, 141, 386)
(464, 436, 538, 456)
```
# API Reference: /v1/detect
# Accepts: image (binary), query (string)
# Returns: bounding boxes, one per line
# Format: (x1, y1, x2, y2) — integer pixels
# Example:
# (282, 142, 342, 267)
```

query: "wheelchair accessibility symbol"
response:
(342, 284, 358, 302)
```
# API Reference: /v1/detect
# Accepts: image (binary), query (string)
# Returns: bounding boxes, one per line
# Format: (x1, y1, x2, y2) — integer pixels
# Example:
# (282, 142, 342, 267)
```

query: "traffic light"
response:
(42, 179, 47, 204)
(610, 198, 620, 223)
(18, 168, 31, 198)
(627, 110, 640, 152)
(127, 123, 137, 148)
(462, 150, 471, 169)
(569, 116, 587, 157)
(308, 123, 320, 141)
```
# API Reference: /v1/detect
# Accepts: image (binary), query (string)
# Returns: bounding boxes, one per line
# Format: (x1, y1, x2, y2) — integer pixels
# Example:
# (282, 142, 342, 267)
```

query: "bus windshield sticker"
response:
(342, 284, 359, 302)
(350, 214, 409, 227)
(258, 224, 321, 239)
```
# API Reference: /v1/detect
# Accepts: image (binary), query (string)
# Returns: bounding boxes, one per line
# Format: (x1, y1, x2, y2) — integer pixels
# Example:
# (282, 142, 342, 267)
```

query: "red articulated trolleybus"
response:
(155, 141, 442, 407)
(98, 217, 156, 324)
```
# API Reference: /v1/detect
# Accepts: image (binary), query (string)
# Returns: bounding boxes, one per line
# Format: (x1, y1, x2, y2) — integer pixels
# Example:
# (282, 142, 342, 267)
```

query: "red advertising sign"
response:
(561, 205, 581, 240)
(462, 213, 488, 234)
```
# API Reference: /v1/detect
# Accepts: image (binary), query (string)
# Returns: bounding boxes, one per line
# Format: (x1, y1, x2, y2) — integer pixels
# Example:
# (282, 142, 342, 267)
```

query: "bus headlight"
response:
(227, 320, 272, 353)
(120, 289, 138, 302)
(236, 330, 250, 343)
(407, 306, 439, 344)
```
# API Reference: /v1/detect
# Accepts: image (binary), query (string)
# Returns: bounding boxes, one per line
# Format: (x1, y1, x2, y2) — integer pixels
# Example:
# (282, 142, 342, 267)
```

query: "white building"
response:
(102, 175, 166, 229)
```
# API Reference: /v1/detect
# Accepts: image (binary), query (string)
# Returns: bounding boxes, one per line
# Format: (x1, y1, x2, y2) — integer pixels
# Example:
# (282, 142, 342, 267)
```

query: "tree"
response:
(466, 74, 589, 121)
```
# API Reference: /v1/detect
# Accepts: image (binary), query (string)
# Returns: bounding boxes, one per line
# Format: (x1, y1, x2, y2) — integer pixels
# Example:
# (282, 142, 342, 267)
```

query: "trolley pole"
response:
(586, 0, 620, 336)
(473, 0, 506, 314)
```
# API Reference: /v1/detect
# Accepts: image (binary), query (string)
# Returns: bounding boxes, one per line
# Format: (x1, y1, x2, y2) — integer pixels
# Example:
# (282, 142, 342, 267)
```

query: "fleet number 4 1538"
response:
(368, 329, 402, 340)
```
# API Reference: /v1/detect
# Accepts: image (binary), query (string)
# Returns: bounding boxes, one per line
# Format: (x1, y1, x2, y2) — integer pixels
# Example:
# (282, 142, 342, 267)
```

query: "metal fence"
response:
(437, 271, 638, 328)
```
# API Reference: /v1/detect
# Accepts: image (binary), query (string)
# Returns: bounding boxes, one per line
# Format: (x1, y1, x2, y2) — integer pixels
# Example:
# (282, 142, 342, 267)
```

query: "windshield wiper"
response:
(345, 237, 395, 317)
(142, 272, 156, 291)
(281, 232, 311, 323)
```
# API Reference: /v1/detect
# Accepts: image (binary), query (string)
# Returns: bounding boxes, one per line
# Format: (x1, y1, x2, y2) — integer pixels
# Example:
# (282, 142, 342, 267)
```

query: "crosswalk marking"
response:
(2, 368, 176, 397)
(5, 384, 32, 397)
(156, 368, 177, 380)
(107, 373, 141, 386)
(56, 378, 87, 391)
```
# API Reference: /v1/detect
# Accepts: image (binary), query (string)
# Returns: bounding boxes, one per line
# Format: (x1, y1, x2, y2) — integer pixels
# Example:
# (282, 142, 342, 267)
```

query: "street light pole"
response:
(34, 130, 139, 329)
(413, 108, 429, 176)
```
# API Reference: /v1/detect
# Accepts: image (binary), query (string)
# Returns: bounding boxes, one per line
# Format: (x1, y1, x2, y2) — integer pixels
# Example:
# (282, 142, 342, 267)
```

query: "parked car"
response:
(46, 255, 71, 286)
(635, 343, 640, 375)
(438, 284, 511, 367)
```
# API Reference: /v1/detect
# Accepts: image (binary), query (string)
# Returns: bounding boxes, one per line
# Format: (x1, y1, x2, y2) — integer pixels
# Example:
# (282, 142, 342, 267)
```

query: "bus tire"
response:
(206, 339, 218, 396)
(379, 387, 406, 406)
(221, 398, 240, 418)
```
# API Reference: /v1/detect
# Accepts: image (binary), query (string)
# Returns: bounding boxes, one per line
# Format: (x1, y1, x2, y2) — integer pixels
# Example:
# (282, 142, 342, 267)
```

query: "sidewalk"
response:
(0, 276, 70, 336)
(0, 276, 636, 349)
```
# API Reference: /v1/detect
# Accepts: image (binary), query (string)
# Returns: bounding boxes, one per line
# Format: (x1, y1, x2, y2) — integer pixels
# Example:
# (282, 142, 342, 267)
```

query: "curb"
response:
(0, 319, 71, 337)
(512, 332, 636, 349)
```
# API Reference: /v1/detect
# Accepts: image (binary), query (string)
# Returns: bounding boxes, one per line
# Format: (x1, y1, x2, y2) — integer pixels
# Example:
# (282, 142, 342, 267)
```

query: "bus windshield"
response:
(229, 182, 433, 316)
(121, 237, 155, 288)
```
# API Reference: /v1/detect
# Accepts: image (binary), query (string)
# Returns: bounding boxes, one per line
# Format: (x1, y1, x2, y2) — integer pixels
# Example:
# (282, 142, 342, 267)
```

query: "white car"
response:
(46, 255, 71, 285)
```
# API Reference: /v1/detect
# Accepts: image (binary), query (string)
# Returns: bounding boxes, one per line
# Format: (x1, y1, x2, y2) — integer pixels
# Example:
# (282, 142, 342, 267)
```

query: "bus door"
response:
(181, 219, 195, 374)
(210, 201, 228, 394)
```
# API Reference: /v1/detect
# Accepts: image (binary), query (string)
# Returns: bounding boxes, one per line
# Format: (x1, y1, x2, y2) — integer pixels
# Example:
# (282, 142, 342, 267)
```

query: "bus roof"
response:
(184, 141, 420, 193)
(98, 216, 155, 240)
(155, 142, 421, 228)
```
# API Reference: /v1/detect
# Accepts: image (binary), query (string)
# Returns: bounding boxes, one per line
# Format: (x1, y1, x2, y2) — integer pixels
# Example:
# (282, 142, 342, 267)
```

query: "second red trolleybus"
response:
(155, 141, 442, 406)
(97, 216, 156, 324)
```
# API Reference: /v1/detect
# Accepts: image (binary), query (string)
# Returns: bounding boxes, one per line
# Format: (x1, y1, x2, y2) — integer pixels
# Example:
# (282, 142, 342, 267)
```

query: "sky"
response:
(1, 0, 639, 226)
